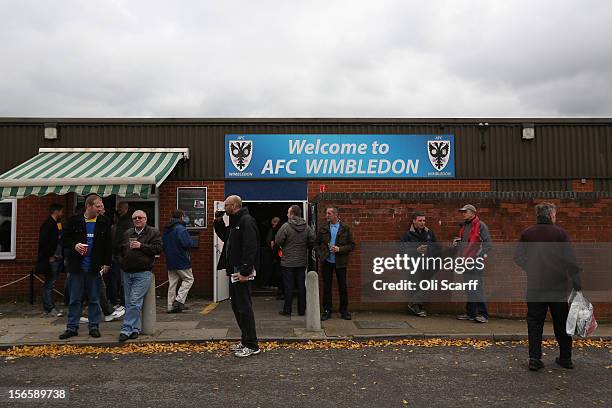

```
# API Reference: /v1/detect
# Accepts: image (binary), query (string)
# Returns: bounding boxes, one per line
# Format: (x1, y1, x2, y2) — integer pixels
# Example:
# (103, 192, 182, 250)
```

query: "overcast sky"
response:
(1, 0, 611, 118)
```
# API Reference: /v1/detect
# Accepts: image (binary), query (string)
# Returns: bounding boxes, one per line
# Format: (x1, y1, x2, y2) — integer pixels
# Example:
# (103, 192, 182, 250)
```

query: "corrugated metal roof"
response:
(1, 119, 611, 181)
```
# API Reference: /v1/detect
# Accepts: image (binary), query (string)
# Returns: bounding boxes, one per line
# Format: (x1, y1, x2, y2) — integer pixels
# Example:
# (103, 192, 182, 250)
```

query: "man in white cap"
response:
(455, 204, 492, 323)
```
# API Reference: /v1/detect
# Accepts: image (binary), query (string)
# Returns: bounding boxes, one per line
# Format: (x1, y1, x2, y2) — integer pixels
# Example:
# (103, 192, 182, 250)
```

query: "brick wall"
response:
(308, 179, 491, 201)
(2, 180, 611, 321)
(156, 181, 225, 299)
(572, 178, 594, 192)
(0, 183, 226, 301)
(0, 194, 73, 297)
(309, 180, 612, 320)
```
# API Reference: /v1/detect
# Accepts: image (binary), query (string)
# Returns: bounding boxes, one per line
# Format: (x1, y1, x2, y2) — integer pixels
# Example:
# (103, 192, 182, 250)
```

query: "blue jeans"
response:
(66, 270, 102, 332)
(121, 271, 153, 336)
(42, 260, 62, 312)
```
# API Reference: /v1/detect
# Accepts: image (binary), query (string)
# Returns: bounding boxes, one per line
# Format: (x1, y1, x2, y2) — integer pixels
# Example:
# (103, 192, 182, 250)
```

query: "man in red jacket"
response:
(455, 204, 492, 323)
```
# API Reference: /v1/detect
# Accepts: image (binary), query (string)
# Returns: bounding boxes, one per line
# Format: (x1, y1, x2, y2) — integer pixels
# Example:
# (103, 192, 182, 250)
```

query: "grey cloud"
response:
(0, 0, 610, 117)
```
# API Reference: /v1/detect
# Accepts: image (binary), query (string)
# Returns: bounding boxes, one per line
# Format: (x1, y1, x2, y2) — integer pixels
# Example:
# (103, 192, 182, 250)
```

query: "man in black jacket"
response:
(38, 203, 64, 317)
(316, 206, 356, 321)
(514, 202, 582, 371)
(214, 195, 260, 357)
(400, 211, 441, 317)
(59, 195, 112, 339)
(117, 210, 162, 342)
(109, 201, 132, 307)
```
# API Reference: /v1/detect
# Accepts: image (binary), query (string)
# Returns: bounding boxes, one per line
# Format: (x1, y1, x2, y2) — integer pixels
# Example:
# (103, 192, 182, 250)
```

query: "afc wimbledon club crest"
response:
(229, 139, 253, 172)
(427, 140, 451, 171)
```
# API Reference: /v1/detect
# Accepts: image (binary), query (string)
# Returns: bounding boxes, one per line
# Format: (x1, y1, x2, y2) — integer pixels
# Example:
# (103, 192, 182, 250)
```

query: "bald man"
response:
(214, 195, 261, 357)
(118, 210, 162, 342)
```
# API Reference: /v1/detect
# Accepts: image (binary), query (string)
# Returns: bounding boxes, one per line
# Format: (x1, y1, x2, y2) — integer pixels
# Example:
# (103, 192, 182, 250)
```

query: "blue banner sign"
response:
(225, 134, 455, 179)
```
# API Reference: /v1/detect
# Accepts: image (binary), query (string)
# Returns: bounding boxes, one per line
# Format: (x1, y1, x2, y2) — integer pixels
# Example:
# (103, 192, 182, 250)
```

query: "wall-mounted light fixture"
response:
(522, 123, 535, 140)
(478, 122, 489, 150)
(44, 123, 58, 140)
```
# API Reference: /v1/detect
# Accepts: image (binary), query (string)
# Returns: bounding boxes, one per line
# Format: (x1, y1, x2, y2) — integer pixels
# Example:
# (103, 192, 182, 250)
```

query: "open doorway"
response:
(243, 200, 306, 294)
(74, 194, 159, 228)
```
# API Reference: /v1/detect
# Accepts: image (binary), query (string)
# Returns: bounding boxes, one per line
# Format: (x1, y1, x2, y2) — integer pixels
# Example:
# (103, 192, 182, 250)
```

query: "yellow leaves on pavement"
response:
(0, 338, 610, 359)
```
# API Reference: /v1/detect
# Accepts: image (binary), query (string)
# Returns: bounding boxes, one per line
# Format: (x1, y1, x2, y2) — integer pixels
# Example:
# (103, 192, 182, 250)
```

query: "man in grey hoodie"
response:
(275, 205, 315, 316)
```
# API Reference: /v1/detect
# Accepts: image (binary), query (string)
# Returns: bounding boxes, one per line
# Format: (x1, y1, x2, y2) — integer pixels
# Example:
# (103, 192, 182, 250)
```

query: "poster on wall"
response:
(176, 187, 207, 229)
(225, 134, 455, 179)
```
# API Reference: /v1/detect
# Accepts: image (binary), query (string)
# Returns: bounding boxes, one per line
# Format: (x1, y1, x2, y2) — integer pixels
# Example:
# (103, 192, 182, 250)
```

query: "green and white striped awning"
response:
(0, 148, 189, 199)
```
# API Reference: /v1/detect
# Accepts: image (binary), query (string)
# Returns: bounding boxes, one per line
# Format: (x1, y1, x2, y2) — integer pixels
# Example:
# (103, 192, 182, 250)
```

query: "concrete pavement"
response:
(1, 297, 611, 347)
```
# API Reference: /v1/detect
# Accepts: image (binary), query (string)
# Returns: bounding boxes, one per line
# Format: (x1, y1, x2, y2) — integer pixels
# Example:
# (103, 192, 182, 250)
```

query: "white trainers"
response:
(229, 342, 244, 352)
(104, 307, 126, 322)
(234, 346, 261, 358)
(474, 315, 489, 324)
(79, 317, 89, 324)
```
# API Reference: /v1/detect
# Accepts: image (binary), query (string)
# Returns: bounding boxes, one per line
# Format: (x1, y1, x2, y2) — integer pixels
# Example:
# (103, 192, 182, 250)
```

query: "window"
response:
(0, 199, 17, 260)
(74, 194, 159, 228)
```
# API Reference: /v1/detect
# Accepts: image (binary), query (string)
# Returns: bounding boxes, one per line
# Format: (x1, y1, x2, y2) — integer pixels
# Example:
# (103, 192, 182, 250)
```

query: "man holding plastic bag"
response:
(566, 289, 597, 338)
(514, 203, 582, 371)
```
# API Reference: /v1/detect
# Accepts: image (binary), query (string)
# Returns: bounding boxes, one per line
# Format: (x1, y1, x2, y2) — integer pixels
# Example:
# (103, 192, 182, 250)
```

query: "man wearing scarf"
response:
(455, 204, 492, 323)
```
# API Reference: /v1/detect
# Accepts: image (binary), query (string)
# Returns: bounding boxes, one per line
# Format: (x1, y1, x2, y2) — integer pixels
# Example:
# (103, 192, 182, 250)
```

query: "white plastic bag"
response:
(566, 290, 598, 337)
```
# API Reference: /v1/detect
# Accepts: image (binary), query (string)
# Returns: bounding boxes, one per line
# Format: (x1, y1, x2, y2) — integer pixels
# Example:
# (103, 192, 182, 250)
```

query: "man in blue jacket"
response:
(162, 209, 195, 313)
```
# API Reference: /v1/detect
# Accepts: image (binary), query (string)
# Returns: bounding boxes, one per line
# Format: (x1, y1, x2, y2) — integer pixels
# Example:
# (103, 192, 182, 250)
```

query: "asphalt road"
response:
(1, 344, 610, 407)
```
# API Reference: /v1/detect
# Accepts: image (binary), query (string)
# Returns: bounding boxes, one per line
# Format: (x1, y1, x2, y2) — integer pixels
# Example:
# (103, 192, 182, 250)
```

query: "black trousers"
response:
(272, 260, 283, 294)
(322, 261, 348, 314)
(465, 270, 488, 318)
(98, 276, 115, 316)
(281, 266, 306, 315)
(106, 258, 123, 306)
(527, 302, 572, 361)
(229, 280, 259, 350)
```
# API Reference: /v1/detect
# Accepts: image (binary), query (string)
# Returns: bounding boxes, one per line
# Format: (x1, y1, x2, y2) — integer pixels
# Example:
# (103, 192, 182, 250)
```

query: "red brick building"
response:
(1, 118, 611, 319)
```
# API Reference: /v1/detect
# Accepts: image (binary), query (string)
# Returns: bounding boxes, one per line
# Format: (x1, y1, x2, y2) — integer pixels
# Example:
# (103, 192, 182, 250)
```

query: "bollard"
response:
(306, 270, 321, 331)
(141, 274, 157, 335)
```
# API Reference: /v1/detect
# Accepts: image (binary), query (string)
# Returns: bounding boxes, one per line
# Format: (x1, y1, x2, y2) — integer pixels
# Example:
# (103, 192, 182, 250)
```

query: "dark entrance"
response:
(243, 201, 306, 294)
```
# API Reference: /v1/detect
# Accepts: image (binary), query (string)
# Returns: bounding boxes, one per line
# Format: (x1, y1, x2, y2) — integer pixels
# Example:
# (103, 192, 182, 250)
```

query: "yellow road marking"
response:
(200, 302, 219, 315)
